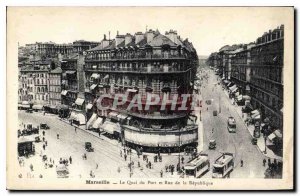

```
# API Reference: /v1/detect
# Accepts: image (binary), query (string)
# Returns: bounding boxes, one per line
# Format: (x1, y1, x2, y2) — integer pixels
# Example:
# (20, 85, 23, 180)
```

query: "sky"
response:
(7, 7, 293, 56)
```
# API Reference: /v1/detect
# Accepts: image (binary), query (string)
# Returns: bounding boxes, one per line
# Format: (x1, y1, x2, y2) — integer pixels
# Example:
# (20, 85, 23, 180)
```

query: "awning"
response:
(66, 70, 76, 74)
(246, 85, 250, 91)
(19, 104, 30, 108)
(243, 95, 251, 100)
(92, 117, 103, 129)
(22, 101, 29, 105)
(108, 111, 119, 118)
(227, 82, 233, 87)
(18, 136, 35, 143)
(91, 73, 100, 79)
(86, 103, 93, 110)
(274, 129, 283, 138)
(223, 80, 229, 84)
(237, 95, 243, 101)
(87, 113, 97, 129)
(69, 112, 86, 124)
(229, 85, 237, 91)
(117, 113, 128, 120)
(268, 133, 276, 141)
(253, 114, 261, 120)
(251, 109, 260, 115)
(127, 89, 138, 93)
(101, 122, 115, 134)
(235, 92, 240, 97)
(32, 105, 43, 110)
(103, 74, 109, 79)
(90, 84, 97, 90)
(75, 98, 85, 106)
(61, 90, 68, 96)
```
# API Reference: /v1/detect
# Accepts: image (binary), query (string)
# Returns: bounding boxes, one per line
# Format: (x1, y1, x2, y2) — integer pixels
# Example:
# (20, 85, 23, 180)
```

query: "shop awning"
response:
(69, 112, 86, 125)
(251, 109, 260, 115)
(66, 70, 76, 74)
(108, 111, 119, 118)
(92, 117, 103, 129)
(117, 113, 128, 120)
(86, 103, 93, 110)
(61, 90, 68, 96)
(229, 85, 237, 91)
(101, 122, 115, 134)
(237, 95, 243, 101)
(243, 95, 251, 100)
(19, 104, 30, 108)
(22, 101, 29, 105)
(274, 129, 283, 138)
(91, 73, 100, 79)
(127, 89, 138, 93)
(235, 92, 240, 97)
(268, 133, 276, 141)
(90, 84, 97, 90)
(253, 114, 261, 120)
(75, 98, 85, 106)
(18, 136, 35, 143)
(103, 74, 109, 79)
(223, 80, 229, 84)
(227, 82, 233, 87)
(87, 113, 97, 129)
(246, 85, 250, 91)
(32, 105, 43, 110)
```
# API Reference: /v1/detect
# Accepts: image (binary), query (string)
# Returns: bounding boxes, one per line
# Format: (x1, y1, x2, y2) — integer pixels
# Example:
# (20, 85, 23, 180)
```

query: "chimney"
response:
(165, 29, 178, 43)
(101, 34, 110, 48)
(125, 33, 133, 45)
(135, 32, 144, 44)
(116, 34, 125, 47)
(146, 29, 155, 43)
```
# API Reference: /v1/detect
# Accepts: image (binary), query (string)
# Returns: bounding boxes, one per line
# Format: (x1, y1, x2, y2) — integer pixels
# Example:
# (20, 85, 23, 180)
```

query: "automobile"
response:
(26, 109, 33, 113)
(40, 123, 50, 129)
(209, 140, 216, 149)
(56, 164, 69, 178)
(85, 142, 94, 152)
(227, 117, 237, 133)
(251, 137, 257, 145)
(213, 110, 218, 116)
(35, 136, 41, 143)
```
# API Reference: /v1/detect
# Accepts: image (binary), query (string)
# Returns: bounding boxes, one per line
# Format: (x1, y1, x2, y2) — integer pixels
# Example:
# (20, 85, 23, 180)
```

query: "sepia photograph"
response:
(6, 6, 294, 190)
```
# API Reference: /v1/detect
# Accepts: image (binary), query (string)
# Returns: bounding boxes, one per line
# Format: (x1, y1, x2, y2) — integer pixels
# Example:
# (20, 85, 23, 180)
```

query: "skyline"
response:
(9, 7, 292, 56)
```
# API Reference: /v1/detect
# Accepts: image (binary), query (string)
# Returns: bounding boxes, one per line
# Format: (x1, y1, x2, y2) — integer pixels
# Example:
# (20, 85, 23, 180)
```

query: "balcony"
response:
(85, 54, 186, 62)
(84, 65, 190, 74)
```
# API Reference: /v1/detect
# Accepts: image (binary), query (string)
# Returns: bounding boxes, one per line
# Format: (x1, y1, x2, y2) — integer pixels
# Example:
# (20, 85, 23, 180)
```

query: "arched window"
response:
(41, 87, 44, 92)
(37, 87, 40, 92)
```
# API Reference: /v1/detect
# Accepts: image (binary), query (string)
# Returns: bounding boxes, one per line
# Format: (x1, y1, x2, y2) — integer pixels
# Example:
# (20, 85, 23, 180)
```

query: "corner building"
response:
(84, 29, 199, 152)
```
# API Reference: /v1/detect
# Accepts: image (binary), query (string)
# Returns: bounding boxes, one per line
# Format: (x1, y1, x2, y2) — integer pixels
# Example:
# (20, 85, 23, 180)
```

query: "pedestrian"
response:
(181, 157, 184, 164)
(96, 163, 98, 169)
(42, 130, 45, 136)
(240, 160, 244, 167)
(124, 154, 127, 161)
(30, 164, 33, 171)
(160, 170, 163, 178)
(268, 158, 271, 168)
(149, 161, 152, 169)
(138, 161, 140, 167)
(42, 137, 45, 142)
(117, 167, 121, 173)
(120, 150, 122, 157)
(75, 127, 77, 133)
(263, 159, 266, 167)
(57, 133, 59, 139)
(43, 144, 45, 150)
(69, 156, 72, 164)
(212, 128, 214, 133)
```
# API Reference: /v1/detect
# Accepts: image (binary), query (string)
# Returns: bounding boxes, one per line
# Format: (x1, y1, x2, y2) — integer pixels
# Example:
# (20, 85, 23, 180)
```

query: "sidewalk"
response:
(222, 89, 282, 160)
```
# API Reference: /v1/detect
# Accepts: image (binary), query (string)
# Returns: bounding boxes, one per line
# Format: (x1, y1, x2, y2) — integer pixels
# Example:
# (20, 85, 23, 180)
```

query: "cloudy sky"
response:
(8, 7, 293, 56)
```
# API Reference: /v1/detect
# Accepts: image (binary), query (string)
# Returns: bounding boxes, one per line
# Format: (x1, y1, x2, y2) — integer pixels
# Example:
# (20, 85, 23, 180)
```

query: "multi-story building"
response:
(84, 29, 199, 152)
(230, 43, 255, 95)
(49, 67, 62, 106)
(72, 40, 100, 53)
(19, 62, 50, 106)
(249, 25, 284, 129)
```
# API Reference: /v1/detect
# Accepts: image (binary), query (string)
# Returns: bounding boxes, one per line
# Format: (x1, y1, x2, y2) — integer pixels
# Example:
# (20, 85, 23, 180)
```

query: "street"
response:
(16, 66, 268, 179)
(199, 67, 266, 178)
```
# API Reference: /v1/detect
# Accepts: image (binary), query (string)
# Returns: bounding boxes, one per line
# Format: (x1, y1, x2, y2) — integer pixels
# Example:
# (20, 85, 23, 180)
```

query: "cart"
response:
(209, 139, 216, 149)
(85, 142, 94, 152)
(40, 123, 50, 129)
